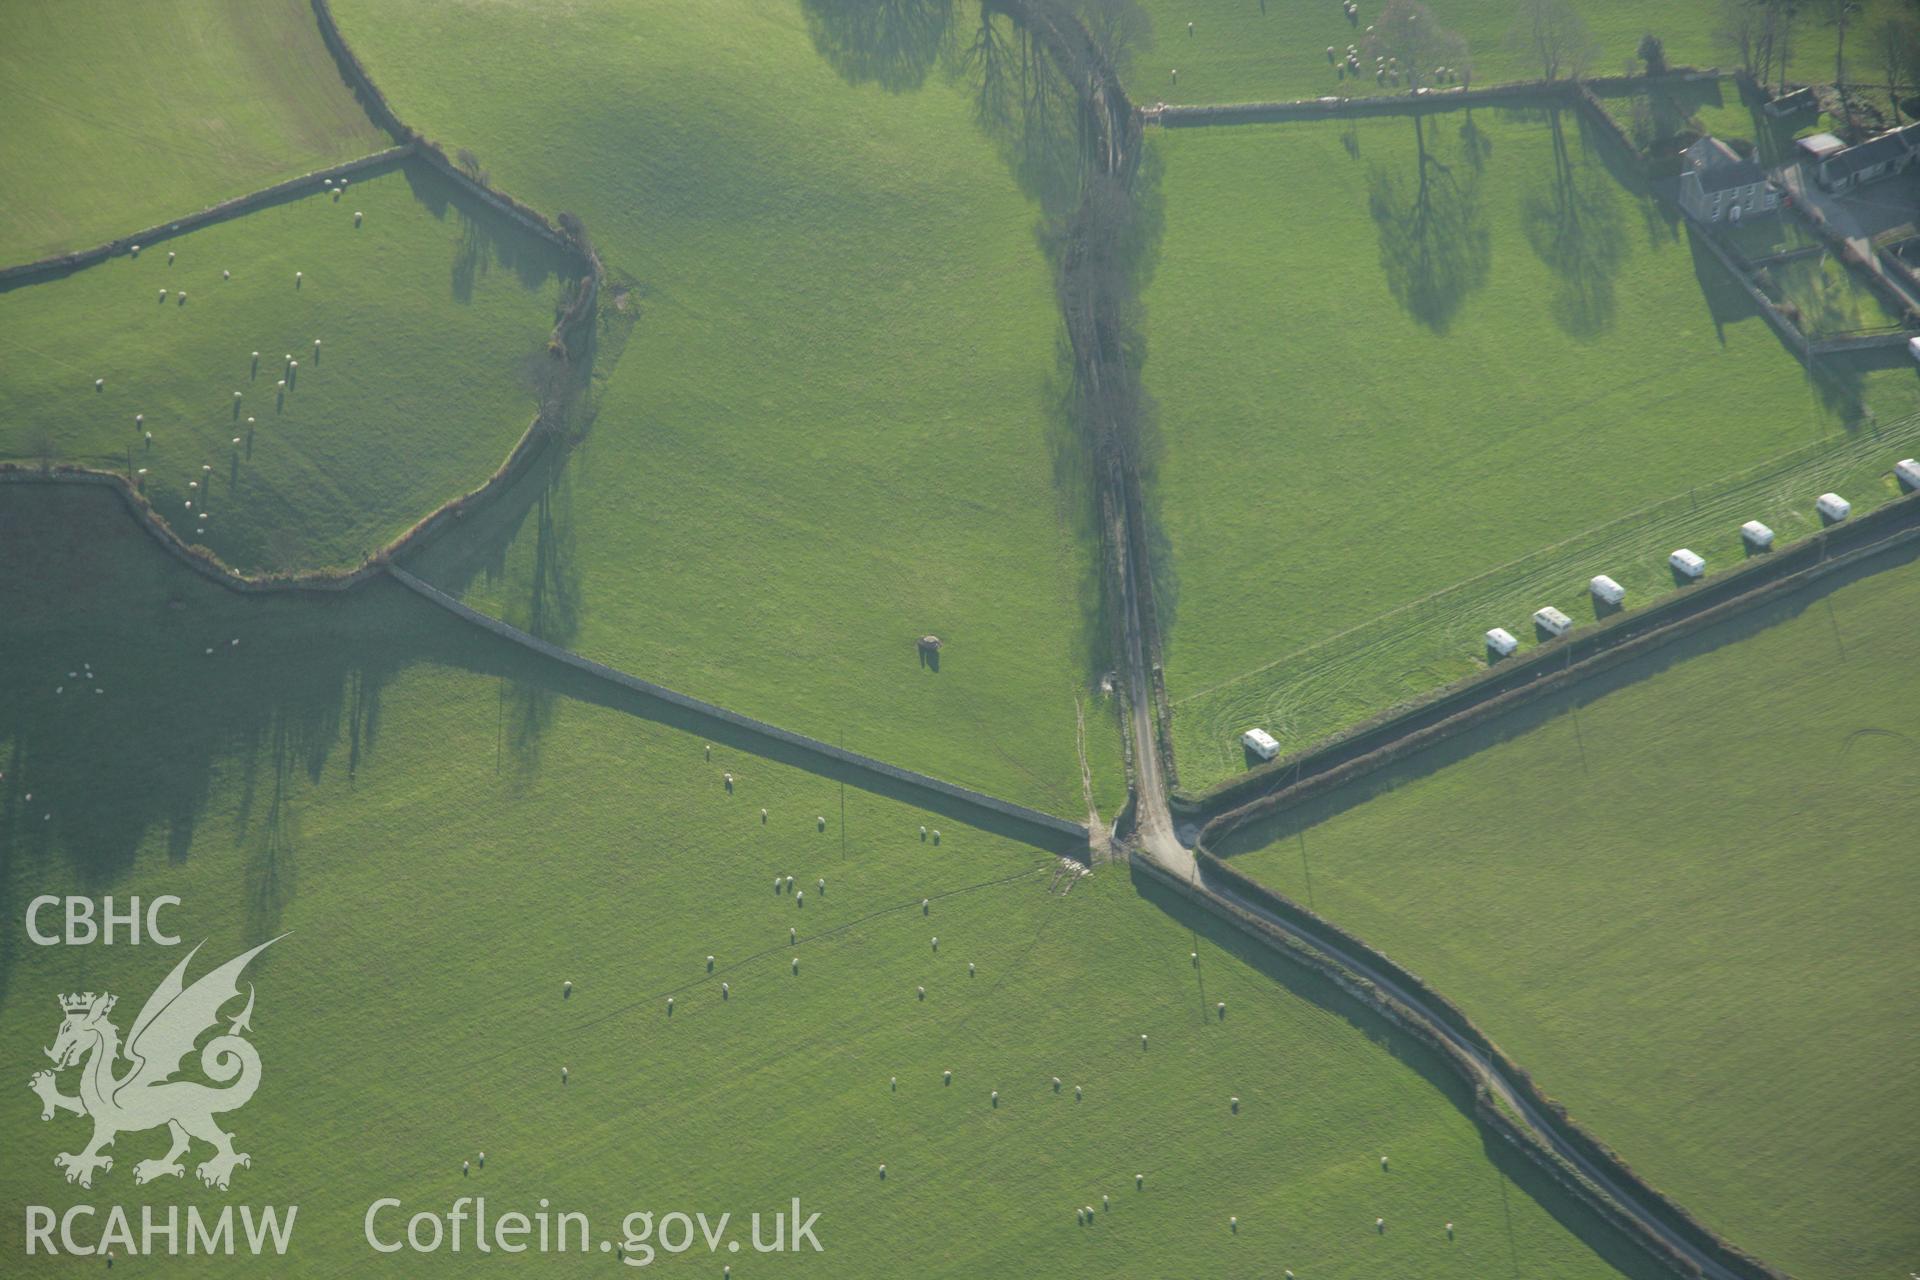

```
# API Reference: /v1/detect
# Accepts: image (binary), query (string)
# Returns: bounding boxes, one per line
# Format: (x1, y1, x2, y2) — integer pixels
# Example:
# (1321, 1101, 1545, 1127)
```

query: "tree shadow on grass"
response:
(1520, 106, 1628, 340)
(400, 159, 574, 303)
(1368, 113, 1492, 333)
(1132, 864, 1673, 1280)
(801, 0, 956, 92)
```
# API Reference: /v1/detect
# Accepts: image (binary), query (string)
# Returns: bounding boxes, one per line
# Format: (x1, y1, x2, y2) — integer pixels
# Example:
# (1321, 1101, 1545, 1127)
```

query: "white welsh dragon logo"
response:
(27, 936, 283, 1191)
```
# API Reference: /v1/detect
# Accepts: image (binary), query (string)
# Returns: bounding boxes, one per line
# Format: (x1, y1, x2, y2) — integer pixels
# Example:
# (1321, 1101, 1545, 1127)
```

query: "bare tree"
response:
(1876, 15, 1920, 121)
(1365, 0, 1468, 94)
(1716, 0, 1763, 77)
(1810, 0, 1859, 98)
(1511, 0, 1597, 80)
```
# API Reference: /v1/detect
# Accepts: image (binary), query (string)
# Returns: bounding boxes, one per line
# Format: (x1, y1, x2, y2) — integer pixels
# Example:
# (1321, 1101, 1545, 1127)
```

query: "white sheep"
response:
(791, 957, 799, 974)
(916, 986, 925, 1000)
(94, 378, 104, 390)
(1051, 1076, 1061, 1092)
(990, 1091, 998, 1106)
(1140, 1034, 1148, 1049)
(563, 979, 572, 997)
(135, 414, 143, 426)
(159, 289, 168, 301)
(1230, 1096, 1240, 1112)
(561, 1066, 569, 1083)
(817, 816, 826, 831)
(1376, 1217, 1385, 1233)
(1074, 1085, 1082, 1100)
(967, 962, 975, 977)
(943, 1069, 952, 1086)
(1229, 1216, 1238, 1232)
(720, 982, 729, 999)
(223, 270, 230, 280)
(890, 1076, 897, 1091)
(1135, 1173, 1143, 1188)
(131, 244, 141, 256)
(354, 211, 363, 225)
(760, 808, 768, 823)
(666, 997, 673, 1014)
(1381, 1154, 1389, 1171)
(878, 1164, 886, 1179)
(921, 898, 930, 915)
(795, 890, 803, 906)
(167, 251, 175, 264)
(931, 937, 938, 951)
(817, 877, 825, 893)
(707, 955, 715, 971)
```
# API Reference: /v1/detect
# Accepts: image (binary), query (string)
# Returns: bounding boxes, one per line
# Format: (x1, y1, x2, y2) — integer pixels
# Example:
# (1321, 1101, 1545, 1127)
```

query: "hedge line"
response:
(1147, 67, 1723, 128)
(389, 567, 1090, 846)
(1133, 853, 1763, 1280)
(0, 147, 412, 289)
(1193, 848, 1785, 1279)
(0, 0, 604, 598)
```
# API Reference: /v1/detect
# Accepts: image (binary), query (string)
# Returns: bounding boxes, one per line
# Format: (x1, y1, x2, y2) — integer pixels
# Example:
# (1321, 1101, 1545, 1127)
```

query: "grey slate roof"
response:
(1820, 122, 1920, 179)
(1683, 137, 1763, 192)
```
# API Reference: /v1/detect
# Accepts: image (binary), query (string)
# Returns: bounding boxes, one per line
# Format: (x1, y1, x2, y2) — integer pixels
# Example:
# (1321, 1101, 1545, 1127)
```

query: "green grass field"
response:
(0, 486, 1662, 1278)
(0, 0, 389, 265)
(1141, 108, 1920, 790)
(0, 159, 575, 573)
(330, 0, 1125, 819)
(1126, 0, 1912, 108)
(1217, 544, 1920, 1280)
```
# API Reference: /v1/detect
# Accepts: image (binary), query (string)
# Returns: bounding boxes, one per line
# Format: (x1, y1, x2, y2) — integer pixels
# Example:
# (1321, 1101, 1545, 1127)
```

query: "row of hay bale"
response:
(1483, 480, 1909, 659)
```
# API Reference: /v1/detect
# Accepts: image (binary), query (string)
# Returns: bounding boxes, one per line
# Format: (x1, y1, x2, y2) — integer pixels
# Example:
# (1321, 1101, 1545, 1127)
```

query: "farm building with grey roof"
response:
(1677, 137, 1776, 224)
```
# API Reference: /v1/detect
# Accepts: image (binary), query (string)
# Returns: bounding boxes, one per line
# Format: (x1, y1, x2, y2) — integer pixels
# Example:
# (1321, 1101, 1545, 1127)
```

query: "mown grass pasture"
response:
(0, 0, 389, 265)
(1126, 0, 1915, 109)
(0, 159, 575, 573)
(333, 0, 1125, 818)
(1140, 108, 1920, 789)
(0, 486, 1663, 1279)
(1218, 542, 1920, 1280)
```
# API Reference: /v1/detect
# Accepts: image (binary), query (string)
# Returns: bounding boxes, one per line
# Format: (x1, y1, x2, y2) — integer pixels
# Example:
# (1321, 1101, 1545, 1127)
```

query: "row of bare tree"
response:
(1717, 0, 1920, 121)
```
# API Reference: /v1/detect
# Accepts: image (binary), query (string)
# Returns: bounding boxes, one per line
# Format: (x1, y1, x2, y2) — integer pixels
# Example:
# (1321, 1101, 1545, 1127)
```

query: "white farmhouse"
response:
(1677, 137, 1776, 224)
